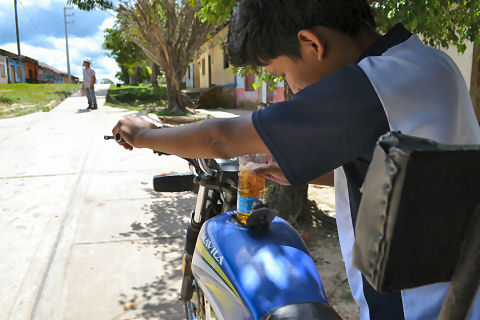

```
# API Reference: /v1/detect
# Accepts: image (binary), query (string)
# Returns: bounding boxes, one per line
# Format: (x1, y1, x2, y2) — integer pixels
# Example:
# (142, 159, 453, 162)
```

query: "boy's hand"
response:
(112, 116, 157, 150)
(252, 157, 290, 185)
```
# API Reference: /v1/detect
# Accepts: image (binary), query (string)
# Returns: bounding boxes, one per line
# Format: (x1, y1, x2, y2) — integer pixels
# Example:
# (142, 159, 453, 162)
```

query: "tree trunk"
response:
(264, 82, 309, 223)
(132, 66, 141, 85)
(265, 184, 309, 222)
(164, 67, 187, 113)
(470, 44, 480, 122)
(150, 60, 159, 87)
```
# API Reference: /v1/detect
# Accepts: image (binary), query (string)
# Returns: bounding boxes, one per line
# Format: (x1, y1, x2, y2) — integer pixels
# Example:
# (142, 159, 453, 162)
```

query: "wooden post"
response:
(439, 202, 480, 320)
(470, 44, 480, 122)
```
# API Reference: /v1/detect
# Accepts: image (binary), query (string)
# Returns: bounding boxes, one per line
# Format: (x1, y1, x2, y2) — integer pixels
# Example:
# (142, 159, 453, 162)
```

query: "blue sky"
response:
(0, 0, 119, 81)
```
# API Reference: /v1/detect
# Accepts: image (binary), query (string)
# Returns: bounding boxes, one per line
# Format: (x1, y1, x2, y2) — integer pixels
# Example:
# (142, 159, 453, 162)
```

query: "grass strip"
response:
(0, 83, 81, 119)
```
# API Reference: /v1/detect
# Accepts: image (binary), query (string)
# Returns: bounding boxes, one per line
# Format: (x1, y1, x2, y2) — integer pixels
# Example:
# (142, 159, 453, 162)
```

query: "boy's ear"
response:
(297, 29, 326, 61)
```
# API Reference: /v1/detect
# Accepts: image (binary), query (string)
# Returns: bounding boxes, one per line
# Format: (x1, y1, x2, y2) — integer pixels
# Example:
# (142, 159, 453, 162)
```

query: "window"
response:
(187, 65, 191, 79)
(202, 58, 206, 75)
(0, 64, 5, 78)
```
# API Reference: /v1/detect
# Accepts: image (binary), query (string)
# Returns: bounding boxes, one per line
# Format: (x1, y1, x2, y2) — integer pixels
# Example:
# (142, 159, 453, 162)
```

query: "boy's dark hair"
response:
(228, 0, 376, 67)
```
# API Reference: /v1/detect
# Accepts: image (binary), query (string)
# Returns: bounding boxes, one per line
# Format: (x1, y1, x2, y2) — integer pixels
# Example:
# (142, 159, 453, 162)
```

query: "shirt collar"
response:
(357, 23, 412, 62)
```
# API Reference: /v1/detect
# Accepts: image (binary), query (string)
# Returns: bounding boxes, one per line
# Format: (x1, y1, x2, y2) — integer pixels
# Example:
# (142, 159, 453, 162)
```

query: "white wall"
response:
(0, 56, 8, 84)
(442, 41, 474, 90)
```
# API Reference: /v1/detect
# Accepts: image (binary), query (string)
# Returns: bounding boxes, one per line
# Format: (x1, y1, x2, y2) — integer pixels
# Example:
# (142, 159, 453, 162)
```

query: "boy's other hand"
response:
(252, 160, 290, 185)
(112, 116, 157, 150)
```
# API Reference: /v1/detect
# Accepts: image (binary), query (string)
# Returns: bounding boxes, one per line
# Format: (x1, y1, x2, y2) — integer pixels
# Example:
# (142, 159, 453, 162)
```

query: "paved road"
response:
(0, 84, 196, 319)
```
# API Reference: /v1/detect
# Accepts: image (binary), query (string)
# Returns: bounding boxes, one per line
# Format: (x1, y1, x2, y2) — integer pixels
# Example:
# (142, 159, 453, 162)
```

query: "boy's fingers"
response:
(265, 174, 290, 185)
(253, 163, 281, 176)
(253, 163, 290, 185)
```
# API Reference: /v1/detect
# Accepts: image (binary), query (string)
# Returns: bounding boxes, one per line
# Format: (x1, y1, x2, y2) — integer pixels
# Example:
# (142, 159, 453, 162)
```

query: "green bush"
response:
(0, 96, 20, 104)
(108, 84, 167, 103)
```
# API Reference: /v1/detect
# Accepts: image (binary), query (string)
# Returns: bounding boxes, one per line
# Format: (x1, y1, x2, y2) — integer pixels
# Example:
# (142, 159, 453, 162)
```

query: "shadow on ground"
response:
(299, 200, 360, 319)
(115, 190, 196, 319)
(119, 189, 195, 245)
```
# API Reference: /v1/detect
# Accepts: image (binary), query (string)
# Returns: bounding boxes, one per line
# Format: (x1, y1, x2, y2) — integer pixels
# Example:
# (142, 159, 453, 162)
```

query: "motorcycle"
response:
(106, 133, 341, 320)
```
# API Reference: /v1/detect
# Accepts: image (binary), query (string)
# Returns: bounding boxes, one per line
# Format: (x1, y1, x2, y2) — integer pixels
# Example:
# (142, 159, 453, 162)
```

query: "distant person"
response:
(82, 57, 97, 110)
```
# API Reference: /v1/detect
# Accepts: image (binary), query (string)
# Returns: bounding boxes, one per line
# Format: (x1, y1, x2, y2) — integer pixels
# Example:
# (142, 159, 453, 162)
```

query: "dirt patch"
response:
(299, 186, 360, 319)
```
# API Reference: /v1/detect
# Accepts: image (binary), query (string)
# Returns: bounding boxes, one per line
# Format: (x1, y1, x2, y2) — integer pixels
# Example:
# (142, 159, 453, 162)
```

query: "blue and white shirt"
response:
(252, 24, 480, 320)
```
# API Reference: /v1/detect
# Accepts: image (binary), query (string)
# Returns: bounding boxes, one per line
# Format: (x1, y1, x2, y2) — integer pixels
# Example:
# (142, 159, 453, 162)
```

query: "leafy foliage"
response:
(193, 0, 480, 53)
(103, 20, 150, 83)
(68, 0, 114, 11)
(103, 20, 147, 67)
(192, 0, 480, 88)
(189, 0, 235, 24)
(369, 0, 480, 53)
(108, 84, 167, 103)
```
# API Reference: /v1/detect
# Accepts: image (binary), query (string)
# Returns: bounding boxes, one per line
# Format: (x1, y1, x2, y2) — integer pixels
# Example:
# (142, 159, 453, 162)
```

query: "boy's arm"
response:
(112, 115, 269, 159)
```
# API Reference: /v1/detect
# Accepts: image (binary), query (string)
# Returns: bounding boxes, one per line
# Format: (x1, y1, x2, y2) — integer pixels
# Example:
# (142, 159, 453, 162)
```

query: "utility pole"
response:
(13, 0, 25, 82)
(64, 7, 74, 83)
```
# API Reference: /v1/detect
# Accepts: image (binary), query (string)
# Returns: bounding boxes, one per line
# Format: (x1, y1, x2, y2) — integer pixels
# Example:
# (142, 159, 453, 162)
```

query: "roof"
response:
(38, 62, 79, 79)
(0, 47, 78, 79)
(38, 62, 67, 75)
(0, 48, 38, 64)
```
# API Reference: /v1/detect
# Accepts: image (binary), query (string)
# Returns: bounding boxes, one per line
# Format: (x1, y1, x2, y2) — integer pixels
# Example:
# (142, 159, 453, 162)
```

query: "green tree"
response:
(70, 0, 216, 113)
(193, 0, 480, 52)
(192, 0, 480, 221)
(370, 1, 480, 53)
(103, 20, 149, 85)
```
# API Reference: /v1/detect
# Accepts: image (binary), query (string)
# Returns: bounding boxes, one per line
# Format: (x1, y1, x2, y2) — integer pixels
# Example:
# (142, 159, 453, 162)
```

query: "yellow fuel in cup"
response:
(236, 154, 267, 224)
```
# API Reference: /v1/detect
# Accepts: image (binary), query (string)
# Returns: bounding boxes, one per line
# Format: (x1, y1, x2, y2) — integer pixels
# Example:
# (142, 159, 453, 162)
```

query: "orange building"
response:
(23, 58, 39, 83)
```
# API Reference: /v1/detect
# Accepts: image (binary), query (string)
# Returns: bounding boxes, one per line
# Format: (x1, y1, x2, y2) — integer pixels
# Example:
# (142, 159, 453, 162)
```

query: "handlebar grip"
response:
(115, 132, 128, 145)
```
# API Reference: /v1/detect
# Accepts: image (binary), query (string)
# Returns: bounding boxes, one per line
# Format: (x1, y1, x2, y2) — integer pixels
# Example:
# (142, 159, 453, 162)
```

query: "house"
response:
(235, 73, 285, 108)
(186, 26, 285, 109)
(0, 55, 8, 85)
(38, 62, 78, 84)
(0, 48, 25, 83)
(0, 48, 78, 84)
(39, 62, 64, 83)
(0, 48, 38, 83)
(187, 30, 480, 116)
(23, 58, 39, 83)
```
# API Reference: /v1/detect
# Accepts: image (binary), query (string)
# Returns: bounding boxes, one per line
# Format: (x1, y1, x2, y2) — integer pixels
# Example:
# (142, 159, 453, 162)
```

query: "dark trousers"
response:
(86, 87, 97, 106)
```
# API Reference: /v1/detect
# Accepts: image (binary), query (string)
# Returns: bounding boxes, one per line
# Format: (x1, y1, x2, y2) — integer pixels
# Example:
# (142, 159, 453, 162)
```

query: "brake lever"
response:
(105, 131, 202, 172)
(105, 124, 170, 147)
(104, 133, 128, 145)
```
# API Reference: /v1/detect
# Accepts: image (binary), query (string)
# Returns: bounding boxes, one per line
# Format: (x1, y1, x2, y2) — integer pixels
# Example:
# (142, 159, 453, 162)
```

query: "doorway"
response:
(208, 55, 212, 87)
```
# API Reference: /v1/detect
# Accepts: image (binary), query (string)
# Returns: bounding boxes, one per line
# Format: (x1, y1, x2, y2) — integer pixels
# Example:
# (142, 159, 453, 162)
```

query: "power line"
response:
(18, 0, 41, 32)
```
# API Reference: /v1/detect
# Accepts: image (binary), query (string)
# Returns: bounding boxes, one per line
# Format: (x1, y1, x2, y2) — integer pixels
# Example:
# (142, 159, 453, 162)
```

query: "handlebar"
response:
(104, 133, 216, 177)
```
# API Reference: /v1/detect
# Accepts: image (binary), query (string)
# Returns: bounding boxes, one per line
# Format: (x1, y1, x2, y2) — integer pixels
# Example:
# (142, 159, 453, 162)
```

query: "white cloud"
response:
(0, 0, 65, 18)
(1, 13, 119, 82)
(100, 16, 115, 30)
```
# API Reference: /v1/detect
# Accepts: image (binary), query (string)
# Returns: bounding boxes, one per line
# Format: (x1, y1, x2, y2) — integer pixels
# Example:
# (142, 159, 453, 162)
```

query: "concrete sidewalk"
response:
(0, 84, 194, 319)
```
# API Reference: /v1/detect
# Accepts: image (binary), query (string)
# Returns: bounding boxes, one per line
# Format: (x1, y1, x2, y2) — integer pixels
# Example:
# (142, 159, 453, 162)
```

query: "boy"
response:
(112, 0, 480, 319)
(83, 57, 97, 110)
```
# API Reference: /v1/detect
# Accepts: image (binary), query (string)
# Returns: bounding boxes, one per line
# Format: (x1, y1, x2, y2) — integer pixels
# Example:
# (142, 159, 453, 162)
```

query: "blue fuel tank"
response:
(191, 212, 328, 320)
